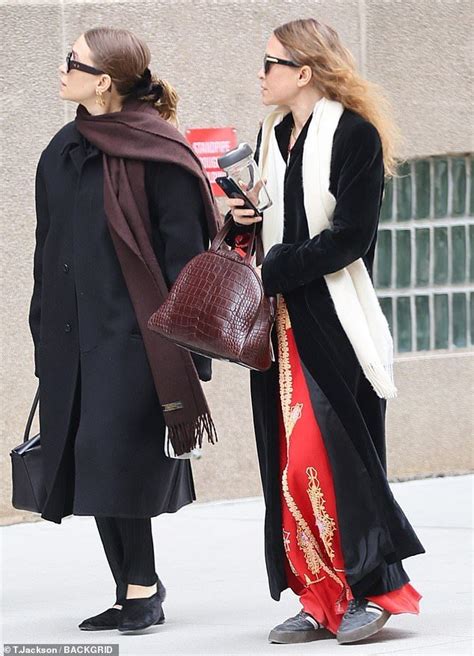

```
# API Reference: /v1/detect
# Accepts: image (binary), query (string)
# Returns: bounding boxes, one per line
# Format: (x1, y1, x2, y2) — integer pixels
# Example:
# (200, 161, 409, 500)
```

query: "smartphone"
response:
(215, 176, 261, 216)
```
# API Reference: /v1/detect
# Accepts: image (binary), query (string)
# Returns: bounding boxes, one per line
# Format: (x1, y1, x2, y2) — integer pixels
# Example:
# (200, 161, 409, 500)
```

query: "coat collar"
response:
(274, 111, 314, 162)
(59, 121, 82, 155)
(60, 122, 100, 173)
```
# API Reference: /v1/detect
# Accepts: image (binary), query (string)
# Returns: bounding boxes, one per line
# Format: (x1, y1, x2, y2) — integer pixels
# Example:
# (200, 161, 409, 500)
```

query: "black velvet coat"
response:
(29, 121, 212, 524)
(233, 109, 425, 601)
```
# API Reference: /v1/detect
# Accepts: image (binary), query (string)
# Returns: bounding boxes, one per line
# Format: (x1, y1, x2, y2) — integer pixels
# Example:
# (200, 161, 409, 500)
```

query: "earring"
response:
(95, 88, 106, 107)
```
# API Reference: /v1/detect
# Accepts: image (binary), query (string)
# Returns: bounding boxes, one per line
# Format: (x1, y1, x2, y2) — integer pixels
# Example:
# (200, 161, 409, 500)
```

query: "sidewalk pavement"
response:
(1, 475, 472, 656)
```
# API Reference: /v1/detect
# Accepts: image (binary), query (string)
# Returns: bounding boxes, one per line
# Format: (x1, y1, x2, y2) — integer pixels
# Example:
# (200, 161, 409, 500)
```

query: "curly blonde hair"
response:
(274, 18, 405, 178)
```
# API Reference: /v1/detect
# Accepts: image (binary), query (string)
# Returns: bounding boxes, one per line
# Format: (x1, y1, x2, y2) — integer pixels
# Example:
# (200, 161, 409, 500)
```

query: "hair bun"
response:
(142, 67, 152, 84)
(148, 81, 163, 101)
(129, 67, 163, 100)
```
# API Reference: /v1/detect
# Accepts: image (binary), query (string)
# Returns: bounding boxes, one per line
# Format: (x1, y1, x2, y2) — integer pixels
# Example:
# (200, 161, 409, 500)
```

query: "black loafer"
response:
(78, 607, 121, 631)
(268, 610, 334, 644)
(336, 598, 391, 644)
(117, 579, 167, 633)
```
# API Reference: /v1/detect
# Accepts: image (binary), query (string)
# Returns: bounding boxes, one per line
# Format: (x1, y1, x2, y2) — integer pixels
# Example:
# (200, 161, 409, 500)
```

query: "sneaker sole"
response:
(268, 628, 334, 644)
(336, 610, 391, 644)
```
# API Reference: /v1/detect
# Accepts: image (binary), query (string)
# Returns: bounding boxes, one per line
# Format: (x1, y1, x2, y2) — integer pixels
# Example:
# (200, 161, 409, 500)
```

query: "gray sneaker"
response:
(336, 598, 391, 644)
(268, 610, 334, 644)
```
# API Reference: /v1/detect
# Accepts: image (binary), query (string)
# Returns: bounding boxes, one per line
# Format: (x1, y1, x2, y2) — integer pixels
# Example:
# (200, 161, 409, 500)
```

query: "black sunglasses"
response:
(66, 50, 105, 75)
(263, 54, 300, 75)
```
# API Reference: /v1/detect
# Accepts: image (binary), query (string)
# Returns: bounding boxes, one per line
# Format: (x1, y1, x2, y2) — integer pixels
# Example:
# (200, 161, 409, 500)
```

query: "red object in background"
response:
(185, 127, 238, 196)
(233, 233, 252, 259)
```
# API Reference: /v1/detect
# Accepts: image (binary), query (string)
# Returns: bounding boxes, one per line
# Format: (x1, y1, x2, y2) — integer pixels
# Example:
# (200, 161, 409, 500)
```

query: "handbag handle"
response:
(211, 218, 257, 265)
(24, 386, 40, 443)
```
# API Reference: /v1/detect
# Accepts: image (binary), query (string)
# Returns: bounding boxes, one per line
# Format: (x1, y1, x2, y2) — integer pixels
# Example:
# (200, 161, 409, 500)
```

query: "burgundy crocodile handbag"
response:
(147, 220, 276, 371)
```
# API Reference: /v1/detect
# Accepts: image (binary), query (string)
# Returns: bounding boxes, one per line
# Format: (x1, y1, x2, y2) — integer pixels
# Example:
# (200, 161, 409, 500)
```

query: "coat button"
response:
(64, 323, 72, 333)
(63, 263, 69, 273)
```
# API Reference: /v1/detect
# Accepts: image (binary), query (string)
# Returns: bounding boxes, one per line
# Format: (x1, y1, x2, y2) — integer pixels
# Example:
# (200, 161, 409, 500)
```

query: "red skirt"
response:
(276, 297, 421, 635)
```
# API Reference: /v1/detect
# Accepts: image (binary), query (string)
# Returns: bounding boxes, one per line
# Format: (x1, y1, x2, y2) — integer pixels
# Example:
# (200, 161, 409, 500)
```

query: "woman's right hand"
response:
(225, 198, 262, 225)
(224, 179, 265, 225)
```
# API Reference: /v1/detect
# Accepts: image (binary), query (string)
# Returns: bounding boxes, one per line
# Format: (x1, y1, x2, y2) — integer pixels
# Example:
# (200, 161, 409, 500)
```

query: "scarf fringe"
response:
(167, 412, 218, 457)
(363, 361, 398, 399)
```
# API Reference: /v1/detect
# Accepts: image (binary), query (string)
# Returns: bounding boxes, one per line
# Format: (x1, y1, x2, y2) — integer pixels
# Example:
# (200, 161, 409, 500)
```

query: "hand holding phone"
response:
(216, 176, 264, 225)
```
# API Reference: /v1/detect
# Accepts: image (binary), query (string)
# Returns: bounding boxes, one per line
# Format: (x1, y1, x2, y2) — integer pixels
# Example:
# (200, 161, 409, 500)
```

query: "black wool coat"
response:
(29, 121, 212, 524)
(231, 109, 425, 601)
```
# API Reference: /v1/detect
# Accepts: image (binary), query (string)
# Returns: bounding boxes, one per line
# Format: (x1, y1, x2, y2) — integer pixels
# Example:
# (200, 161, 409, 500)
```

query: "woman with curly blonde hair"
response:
(225, 17, 424, 645)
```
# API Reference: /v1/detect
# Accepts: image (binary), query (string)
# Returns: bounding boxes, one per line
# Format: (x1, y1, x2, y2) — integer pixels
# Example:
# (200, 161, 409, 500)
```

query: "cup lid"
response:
(217, 142, 253, 169)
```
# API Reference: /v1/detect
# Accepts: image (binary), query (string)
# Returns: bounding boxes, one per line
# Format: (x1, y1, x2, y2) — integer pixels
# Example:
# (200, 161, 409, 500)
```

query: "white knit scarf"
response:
(259, 96, 397, 399)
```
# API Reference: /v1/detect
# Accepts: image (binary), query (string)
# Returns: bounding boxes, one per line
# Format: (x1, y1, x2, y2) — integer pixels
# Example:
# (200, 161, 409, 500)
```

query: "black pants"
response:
(95, 517, 159, 605)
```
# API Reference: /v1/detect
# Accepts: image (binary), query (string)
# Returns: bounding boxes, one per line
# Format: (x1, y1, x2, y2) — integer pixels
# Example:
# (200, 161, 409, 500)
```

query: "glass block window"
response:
(375, 154, 473, 353)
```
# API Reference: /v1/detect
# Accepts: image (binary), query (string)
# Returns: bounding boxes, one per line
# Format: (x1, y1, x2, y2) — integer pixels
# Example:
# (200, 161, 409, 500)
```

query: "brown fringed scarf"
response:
(75, 98, 220, 455)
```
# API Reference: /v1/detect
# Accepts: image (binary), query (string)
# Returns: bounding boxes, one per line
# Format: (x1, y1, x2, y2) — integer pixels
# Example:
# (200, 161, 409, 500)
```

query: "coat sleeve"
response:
(28, 153, 49, 378)
(145, 161, 213, 382)
(261, 121, 384, 296)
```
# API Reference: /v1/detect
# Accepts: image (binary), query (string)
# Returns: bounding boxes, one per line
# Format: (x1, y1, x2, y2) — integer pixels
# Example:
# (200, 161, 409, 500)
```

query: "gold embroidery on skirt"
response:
(276, 297, 301, 438)
(306, 467, 337, 562)
(304, 573, 325, 586)
(283, 529, 299, 577)
(296, 526, 326, 581)
(277, 296, 344, 590)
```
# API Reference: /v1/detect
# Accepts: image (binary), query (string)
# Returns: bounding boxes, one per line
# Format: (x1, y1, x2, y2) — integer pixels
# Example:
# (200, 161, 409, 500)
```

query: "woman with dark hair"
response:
(29, 27, 219, 633)
(225, 18, 424, 645)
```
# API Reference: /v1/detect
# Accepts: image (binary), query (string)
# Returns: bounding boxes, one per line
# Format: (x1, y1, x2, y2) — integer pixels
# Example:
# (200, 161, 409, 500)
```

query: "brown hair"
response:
(274, 18, 404, 178)
(84, 27, 178, 125)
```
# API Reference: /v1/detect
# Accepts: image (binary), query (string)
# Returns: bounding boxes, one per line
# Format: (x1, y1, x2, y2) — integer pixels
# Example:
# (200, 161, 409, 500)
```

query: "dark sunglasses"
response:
(263, 54, 300, 75)
(66, 50, 105, 75)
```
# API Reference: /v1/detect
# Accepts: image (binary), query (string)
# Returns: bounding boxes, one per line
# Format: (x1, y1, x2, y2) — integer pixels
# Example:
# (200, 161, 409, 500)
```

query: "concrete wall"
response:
(1, 0, 472, 525)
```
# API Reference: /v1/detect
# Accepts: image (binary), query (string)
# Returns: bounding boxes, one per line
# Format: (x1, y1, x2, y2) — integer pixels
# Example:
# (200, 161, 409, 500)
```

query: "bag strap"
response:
(24, 386, 40, 443)
(209, 218, 234, 251)
(211, 219, 258, 265)
(255, 233, 264, 266)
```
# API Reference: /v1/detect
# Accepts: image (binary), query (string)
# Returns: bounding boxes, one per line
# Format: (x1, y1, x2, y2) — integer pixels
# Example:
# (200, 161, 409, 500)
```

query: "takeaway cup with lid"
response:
(217, 142, 272, 213)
